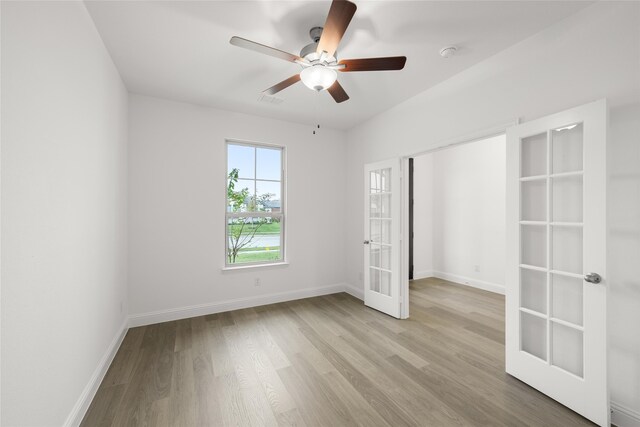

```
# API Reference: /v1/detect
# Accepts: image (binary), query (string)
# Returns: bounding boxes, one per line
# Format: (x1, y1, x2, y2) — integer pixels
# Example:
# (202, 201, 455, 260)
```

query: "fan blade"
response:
(316, 0, 357, 58)
(327, 80, 349, 103)
(263, 74, 301, 95)
(230, 36, 302, 63)
(338, 56, 407, 72)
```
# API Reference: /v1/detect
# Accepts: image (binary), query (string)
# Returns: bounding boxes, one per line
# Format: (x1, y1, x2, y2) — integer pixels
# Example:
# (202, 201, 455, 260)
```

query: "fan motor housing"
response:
(300, 42, 319, 60)
(300, 27, 337, 62)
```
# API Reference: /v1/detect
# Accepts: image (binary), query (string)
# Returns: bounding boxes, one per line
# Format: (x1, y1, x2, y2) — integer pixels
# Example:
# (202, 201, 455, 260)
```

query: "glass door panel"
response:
(551, 322, 584, 377)
(367, 166, 394, 299)
(521, 179, 547, 222)
(521, 268, 547, 314)
(518, 124, 586, 373)
(521, 133, 547, 177)
(552, 176, 583, 222)
(552, 123, 583, 174)
(552, 226, 583, 274)
(521, 225, 547, 267)
(521, 311, 547, 361)
(551, 274, 583, 326)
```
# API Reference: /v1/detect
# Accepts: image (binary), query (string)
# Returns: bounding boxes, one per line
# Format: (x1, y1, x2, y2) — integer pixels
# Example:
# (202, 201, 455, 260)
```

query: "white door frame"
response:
(398, 119, 518, 319)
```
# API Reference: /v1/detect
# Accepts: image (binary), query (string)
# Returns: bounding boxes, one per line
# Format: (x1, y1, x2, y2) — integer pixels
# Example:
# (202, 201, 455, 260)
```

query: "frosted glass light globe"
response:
(300, 65, 337, 91)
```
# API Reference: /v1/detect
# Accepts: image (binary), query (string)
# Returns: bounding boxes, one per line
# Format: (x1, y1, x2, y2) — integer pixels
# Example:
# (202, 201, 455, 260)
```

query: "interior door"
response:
(506, 100, 608, 426)
(364, 158, 401, 318)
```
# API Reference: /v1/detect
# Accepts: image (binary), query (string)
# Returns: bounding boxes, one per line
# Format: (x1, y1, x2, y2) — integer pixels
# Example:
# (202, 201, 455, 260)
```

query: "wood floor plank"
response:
(173, 318, 192, 352)
(148, 397, 170, 427)
(289, 353, 360, 426)
(79, 384, 125, 427)
(221, 324, 279, 426)
(215, 372, 254, 427)
(168, 349, 196, 427)
(274, 407, 307, 427)
(287, 311, 421, 427)
(193, 352, 224, 426)
(84, 278, 595, 427)
(100, 327, 145, 387)
(232, 311, 297, 415)
(259, 306, 336, 375)
(207, 319, 235, 378)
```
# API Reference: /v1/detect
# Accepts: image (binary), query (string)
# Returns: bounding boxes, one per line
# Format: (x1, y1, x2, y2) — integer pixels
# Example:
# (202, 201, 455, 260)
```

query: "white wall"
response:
(1, 2, 129, 426)
(608, 103, 640, 421)
(413, 136, 506, 292)
(412, 154, 433, 278)
(345, 1, 640, 419)
(128, 94, 347, 322)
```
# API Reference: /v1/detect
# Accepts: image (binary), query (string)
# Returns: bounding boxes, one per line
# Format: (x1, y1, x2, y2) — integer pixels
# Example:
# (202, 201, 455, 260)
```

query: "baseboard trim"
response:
(433, 271, 505, 295)
(128, 283, 349, 327)
(612, 402, 640, 427)
(413, 270, 434, 280)
(63, 318, 129, 427)
(344, 283, 364, 301)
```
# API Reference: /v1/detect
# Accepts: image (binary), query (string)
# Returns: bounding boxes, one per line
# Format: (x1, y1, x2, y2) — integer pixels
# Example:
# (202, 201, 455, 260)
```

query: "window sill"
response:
(221, 262, 289, 272)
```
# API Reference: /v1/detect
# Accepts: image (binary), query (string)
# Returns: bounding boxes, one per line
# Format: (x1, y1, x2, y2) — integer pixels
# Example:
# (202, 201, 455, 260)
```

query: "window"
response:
(226, 141, 285, 266)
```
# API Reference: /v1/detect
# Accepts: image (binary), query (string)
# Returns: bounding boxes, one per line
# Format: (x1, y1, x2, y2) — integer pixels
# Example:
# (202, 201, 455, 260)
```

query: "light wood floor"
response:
(81, 278, 594, 426)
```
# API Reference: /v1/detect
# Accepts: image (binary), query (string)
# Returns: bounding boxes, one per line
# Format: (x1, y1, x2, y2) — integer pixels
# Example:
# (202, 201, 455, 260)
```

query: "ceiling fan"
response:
(229, 0, 406, 103)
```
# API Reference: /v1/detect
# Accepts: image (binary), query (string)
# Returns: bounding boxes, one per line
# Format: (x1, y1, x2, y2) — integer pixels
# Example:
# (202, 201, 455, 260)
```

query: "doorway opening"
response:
(407, 134, 507, 297)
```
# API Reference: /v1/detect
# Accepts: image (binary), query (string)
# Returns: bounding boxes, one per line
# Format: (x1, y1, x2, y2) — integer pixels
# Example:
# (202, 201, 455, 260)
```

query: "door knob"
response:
(363, 240, 370, 245)
(584, 272, 602, 284)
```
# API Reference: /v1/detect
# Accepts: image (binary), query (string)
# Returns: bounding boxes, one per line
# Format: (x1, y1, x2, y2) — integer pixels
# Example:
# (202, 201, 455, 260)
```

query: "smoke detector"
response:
(439, 46, 457, 58)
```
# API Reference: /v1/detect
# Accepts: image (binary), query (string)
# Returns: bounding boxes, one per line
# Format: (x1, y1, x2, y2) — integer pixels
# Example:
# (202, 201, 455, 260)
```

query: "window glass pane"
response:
(256, 147, 281, 181)
(228, 144, 255, 179)
(370, 194, 381, 218)
(227, 217, 281, 264)
(380, 245, 391, 270)
(370, 171, 381, 193)
(521, 268, 547, 315)
(552, 225, 582, 274)
(521, 311, 547, 361)
(369, 268, 380, 292)
(521, 133, 547, 177)
(380, 271, 391, 296)
(381, 219, 391, 244)
(552, 123, 583, 174)
(227, 179, 254, 212)
(380, 194, 391, 218)
(381, 168, 391, 192)
(551, 322, 583, 377)
(256, 180, 281, 213)
(521, 224, 546, 268)
(552, 175, 583, 222)
(521, 179, 546, 221)
(370, 219, 381, 243)
(551, 274, 583, 326)
(370, 244, 380, 268)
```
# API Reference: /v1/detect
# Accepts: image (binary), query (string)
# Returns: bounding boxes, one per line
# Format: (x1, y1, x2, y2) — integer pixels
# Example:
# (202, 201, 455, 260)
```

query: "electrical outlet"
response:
(474, 265, 480, 272)
(119, 301, 123, 314)
(358, 272, 363, 282)
(254, 278, 261, 287)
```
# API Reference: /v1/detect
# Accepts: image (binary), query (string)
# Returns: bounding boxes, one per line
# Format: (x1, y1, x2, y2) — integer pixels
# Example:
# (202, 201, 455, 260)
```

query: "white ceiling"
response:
(85, 1, 590, 130)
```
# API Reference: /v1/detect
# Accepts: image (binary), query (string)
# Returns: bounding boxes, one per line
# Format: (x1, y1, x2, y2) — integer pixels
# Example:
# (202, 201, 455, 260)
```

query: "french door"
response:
(364, 158, 402, 318)
(506, 100, 608, 426)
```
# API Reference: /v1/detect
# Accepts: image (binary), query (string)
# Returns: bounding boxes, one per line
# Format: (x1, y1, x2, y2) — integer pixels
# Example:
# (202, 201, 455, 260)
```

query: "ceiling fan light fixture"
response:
(300, 65, 337, 92)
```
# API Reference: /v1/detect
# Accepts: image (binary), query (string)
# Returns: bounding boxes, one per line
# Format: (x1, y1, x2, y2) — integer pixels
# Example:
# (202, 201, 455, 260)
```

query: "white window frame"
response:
(224, 139, 286, 268)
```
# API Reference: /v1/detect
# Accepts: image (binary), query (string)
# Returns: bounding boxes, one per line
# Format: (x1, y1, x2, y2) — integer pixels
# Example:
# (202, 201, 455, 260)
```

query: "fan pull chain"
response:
(313, 90, 320, 135)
